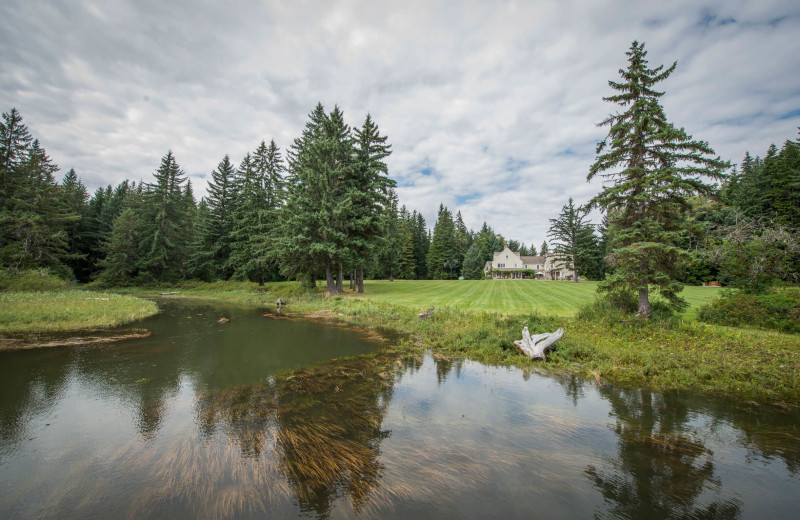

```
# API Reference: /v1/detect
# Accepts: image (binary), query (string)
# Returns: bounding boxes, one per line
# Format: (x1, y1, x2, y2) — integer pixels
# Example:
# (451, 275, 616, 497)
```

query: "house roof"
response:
(520, 255, 546, 264)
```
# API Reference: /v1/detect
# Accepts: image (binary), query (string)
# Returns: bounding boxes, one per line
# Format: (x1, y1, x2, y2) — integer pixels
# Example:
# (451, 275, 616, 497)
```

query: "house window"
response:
(514, 264, 517, 267)
(505, 255, 508, 259)
(524, 264, 527, 269)
(498, 263, 505, 268)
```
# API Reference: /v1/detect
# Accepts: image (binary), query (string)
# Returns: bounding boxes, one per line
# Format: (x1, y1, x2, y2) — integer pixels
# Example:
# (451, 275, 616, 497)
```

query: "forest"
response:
(1, 104, 798, 296)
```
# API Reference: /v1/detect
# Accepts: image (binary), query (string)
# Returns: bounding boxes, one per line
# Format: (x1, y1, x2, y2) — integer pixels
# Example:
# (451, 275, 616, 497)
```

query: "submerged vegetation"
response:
(109, 280, 800, 405)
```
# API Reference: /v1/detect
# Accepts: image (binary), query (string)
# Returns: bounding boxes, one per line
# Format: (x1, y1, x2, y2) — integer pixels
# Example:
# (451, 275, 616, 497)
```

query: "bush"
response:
(697, 287, 800, 333)
(0, 269, 70, 292)
(577, 294, 678, 325)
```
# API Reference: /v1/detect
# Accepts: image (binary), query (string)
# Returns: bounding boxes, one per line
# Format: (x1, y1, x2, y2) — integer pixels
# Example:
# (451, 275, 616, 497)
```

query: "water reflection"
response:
(197, 353, 397, 518)
(1, 301, 798, 519)
(586, 387, 741, 519)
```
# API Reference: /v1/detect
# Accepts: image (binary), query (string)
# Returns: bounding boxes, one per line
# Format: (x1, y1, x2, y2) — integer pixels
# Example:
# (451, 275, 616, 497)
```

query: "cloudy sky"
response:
(2, 0, 799, 247)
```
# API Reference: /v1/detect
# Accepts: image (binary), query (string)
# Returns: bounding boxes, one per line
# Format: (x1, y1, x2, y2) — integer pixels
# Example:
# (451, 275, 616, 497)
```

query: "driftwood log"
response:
(513, 326, 564, 361)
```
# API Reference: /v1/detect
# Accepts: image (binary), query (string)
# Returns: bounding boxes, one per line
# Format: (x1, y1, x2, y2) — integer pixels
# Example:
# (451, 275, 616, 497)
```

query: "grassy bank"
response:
(348, 279, 721, 319)
(0, 290, 158, 334)
(112, 280, 800, 404)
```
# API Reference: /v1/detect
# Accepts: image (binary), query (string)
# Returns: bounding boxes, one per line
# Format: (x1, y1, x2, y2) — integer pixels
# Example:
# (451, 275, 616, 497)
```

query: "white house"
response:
(483, 245, 573, 280)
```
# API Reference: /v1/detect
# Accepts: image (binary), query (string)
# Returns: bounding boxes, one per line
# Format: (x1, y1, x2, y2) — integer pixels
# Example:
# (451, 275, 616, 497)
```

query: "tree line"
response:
(1, 104, 580, 292)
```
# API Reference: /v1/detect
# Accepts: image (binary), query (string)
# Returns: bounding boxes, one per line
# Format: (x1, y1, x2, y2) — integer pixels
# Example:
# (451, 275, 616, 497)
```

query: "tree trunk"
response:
(389, 267, 394, 282)
(573, 256, 579, 282)
(337, 262, 344, 293)
(349, 271, 355, 290)
(514, 327, 564, 361)
(357, 267, 364, 293)
(326, 265, 339, 295)
(637, 284, 651, 318)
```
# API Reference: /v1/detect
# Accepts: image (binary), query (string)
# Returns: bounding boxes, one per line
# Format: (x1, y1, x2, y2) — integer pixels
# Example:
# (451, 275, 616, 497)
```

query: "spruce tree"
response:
(349, 114, 394, 291)
(138, 151, 191, 281)
(61, 169, 93, 281)
(274, 105, 329, 287)
(191, 155, 237, 280)
(587, 41, 728, 317)
(461, 241, 485, 279)
(413, 211, 429, 279)
(547, 197, 593, 282)
(427, 204, 457, 279)
(540, 241, 549, 255)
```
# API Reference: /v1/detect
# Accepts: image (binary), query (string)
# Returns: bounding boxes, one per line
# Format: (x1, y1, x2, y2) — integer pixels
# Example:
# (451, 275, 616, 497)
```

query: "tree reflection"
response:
(586, 387, 741, 519)
(195, 352, 398, 518)
(433, 353, 463, 384)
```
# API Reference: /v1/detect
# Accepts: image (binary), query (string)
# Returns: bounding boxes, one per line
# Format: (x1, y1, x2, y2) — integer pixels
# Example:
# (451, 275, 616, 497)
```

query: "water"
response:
(0, 300, 798, 519)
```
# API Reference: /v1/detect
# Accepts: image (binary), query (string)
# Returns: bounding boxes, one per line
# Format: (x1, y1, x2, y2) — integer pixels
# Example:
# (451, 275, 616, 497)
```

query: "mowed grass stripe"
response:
(355, 280, 721, 317)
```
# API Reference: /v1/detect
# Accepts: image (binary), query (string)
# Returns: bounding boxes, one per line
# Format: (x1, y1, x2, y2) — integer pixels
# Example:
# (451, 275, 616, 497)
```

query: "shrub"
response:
(0, 269, 70, 292)
(697, 287, 800, 333)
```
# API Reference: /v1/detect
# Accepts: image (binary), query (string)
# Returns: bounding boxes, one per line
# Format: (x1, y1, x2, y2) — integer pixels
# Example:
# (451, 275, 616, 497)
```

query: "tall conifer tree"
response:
(586, 41, 728, 317)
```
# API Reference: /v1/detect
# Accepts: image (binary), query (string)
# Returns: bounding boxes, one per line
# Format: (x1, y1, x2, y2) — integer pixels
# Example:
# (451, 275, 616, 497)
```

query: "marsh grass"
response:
(115, 281, 800, 404)
(0, 290, 158, 335)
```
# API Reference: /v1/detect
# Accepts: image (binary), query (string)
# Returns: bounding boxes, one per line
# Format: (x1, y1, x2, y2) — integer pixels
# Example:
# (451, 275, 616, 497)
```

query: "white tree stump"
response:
(514, 326, 564, 361)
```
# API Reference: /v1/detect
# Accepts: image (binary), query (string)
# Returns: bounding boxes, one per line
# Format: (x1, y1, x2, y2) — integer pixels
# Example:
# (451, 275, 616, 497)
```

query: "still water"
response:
(0, 299, 798, 519)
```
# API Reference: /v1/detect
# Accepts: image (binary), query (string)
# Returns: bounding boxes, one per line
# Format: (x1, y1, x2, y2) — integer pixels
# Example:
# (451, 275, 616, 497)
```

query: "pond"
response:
(0, 299, 798, 519)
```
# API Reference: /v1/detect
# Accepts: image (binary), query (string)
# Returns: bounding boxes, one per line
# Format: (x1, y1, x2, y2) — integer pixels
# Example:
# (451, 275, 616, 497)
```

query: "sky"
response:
(2, 0, 799, 248)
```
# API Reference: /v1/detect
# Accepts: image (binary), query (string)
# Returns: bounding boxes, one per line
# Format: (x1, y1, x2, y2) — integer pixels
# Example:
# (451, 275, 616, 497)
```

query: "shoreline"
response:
(2, 283, 798, 406)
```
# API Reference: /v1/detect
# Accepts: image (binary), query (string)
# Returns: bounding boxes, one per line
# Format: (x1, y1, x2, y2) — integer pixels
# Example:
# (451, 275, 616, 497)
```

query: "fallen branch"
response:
(513, 326, 564, 361)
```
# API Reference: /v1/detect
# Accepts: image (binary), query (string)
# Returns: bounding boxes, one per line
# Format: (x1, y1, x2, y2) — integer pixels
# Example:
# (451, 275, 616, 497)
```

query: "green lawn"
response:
(352, 280, 722, 317)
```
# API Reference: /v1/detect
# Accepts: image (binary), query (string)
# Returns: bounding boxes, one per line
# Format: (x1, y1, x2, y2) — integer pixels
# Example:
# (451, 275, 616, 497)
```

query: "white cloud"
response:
(1, 0, 798, 246)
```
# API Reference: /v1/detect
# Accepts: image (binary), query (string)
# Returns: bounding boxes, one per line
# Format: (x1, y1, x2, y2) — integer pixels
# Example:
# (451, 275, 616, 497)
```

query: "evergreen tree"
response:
(138, 151, 192, 281)
(349, 114, 394, 291)
(453, 210, 471, 274)
(540, 241, 549, 255)
(547, 197, 593, 282)
(275, 104, 360, 294)
(378, 190, 402, 281)
(1, 139, 74, 273)
(61, 169, 94, 281)
(274, 105, 328, 288)
(97, 200, 142, 284)
(412, 211, 429, 279)
(586, 41, 728, 318)
(191, 155, 237, 280)
(461, 241, 485, 279)
(427, 204, 458, 279)
(397, 209, 416, 280)
(0, 108, 33, 214)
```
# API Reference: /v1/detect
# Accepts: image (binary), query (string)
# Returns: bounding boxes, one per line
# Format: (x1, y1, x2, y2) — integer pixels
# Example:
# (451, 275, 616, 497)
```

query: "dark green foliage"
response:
(427, 204, 458, 279)
(460, 241, 486, 279)
(708, 218, 800, 292)
(547, 197, 595, 282)
(540, 241, 549, 255)
(136, 151, 194, 282)
(412, 211, 430, 279)
(60, 169, 94, 281)
(227, 141, 285, 285)
(723, 137, 800, 228)
(191, 155, 237, 280)
(586, 41, 728, 318)
(0, 110, 76, 276)
(698, 288, 800, 333)
(472, 222, 503, 264)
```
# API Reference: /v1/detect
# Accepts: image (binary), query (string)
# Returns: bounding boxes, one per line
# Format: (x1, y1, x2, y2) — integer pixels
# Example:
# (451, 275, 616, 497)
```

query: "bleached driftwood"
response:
(513, 326, 564, 361)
